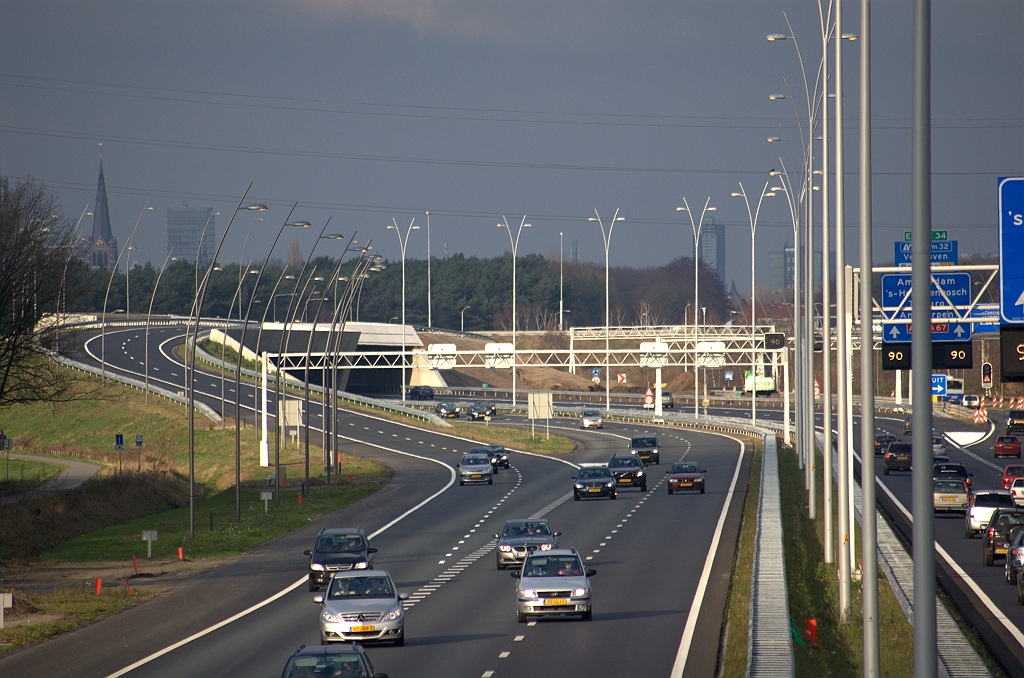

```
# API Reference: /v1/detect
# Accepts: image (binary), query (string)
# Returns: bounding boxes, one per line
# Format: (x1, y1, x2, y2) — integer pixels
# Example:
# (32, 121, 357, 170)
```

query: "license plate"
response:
(471, 474, 481, 479)
(352, 625, 375, 633)
(681, 482, 692, 487)
(941, 496, 957, 501)
(589, 488, 601, 493)
(619, 478, 631, 483)
(544, 598, 568, 605)
(896, 456, 909, 462)
(997, 548, 1009, 555)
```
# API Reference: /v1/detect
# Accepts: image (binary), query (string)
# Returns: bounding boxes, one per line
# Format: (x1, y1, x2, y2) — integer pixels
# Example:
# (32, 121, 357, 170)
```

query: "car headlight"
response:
(499, 544, 513, 552)
(575, 483, 584, 489)
(636, 471, 644, 477)
(539, 543, 553, 551)
(606, 481, 614, 487)
(309, 563, 325, 571)
(520, 589, 538, 599)
(491, 457, 497, 464)
(652, 448, 658, 454)
(353, 561, 369, 570)
(573, 588, 588, 597)
(382, 605, 403, 621)
(322, 610, 342, 623)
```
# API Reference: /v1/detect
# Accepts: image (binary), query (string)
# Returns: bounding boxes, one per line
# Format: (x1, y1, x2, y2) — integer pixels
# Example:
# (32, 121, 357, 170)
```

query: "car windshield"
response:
(608, 457, 641, 468)
(1010, 411, 1024, 419)
(1006, 467, 1024, 476)
(934, 481, 965, 493)
(578, 468, 611, 479)
(582, 411, 600, 417)
(284, 654, 368, 678)
(632, 438, 657, 447)
(975, 493, 1014, 507)
(502, 522, 552, 538)
(316, 535, 365, 554)
(876, 435, 894, 442)
(474, 401, 490, 408)
(672, 464, 700, 474)
(464, 456, 490, 466)
(327, 575, 393, 599)
(523, 555, 583, 578)
(996, 512, 1024, 527)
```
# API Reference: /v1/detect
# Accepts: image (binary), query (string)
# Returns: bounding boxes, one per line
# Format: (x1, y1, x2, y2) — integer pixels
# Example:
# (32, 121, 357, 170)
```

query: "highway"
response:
(0, 324, 749, 678)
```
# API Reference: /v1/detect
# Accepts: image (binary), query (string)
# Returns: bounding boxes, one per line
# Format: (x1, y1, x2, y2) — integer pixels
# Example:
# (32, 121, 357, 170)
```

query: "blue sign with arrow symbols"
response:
(880, 272, 972, 343)
(931, 374, 947, 397)
(999, 177, 1024, 324)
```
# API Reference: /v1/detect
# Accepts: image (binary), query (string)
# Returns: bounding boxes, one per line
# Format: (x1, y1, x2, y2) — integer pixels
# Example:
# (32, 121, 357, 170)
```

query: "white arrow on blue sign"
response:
(882, 312, 972, 343)
(591, 367, 601, 377)
(999, 177, 1024, 323)
(931, 374, 947, 396)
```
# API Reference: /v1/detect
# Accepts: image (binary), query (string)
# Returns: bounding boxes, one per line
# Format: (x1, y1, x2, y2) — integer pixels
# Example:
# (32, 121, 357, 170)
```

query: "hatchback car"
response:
(466, 401, 496, 421)
(579, 410, 604, 429)
(408, 385, 434, 401)
(996, 436, 1022, 459)
(313, 570, 408, 646)
(932, 435, 947, 456)
(904, 416, 913, 435)
(661, 391, 675, 408)
(874, 434, 896, 454)
(459, 453, 493, 485)
(572, 465, 616, 500)
(933, 479, 969, 514)
(1001, 465, 1024, 490)
(983, 508, 1024, 566)
(494, 519, 560, 570)
(304, 528, 377, 592)
(965, 490, 1015, 538)
(607, 454, 647, 491)
(278, 643, 387, 678)
(511, 549, 596, 622)
(629, 435, 660, 465)
(1008, 410, 1024, 435)
(434, 402, 459, 418)
(962, 394, 981, 409)
(667, 462, 706, 494)
(883, 443, 913, 475)
(934, 462, 973, 493)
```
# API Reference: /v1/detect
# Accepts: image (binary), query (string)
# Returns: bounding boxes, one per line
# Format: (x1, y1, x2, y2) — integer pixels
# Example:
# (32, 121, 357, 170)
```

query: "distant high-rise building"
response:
(769, 242, 796, 290)
(167, 204, 215, 265)
(571, 239, 580, 265)
(86, 162, 118, 271)
(697, 220, 726, 282)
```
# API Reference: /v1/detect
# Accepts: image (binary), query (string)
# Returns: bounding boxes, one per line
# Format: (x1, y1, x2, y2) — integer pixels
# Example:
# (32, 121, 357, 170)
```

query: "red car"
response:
(996, 436, 1022, 459)
(666, 462, 705, 495)
(1002, 465, 1024, 490)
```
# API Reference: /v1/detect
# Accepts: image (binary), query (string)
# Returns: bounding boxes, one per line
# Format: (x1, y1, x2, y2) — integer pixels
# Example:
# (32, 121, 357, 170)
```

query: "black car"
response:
(874, 434, 896, 454)
(466, 401, 496, 421)
(279, 643, 387, 678)
(629, 435, 660, 465)
(434, 402, 459, 418)
(934, 462, 973, 492)
(903, 416, 913, 435)
(1006, 529, 1024, 586)
(983, 508, 1024, 566)
(883, 443, 912, 475)
(607, 454, 647, 491)
(572, 465, 617, 500)
(494, 518, 560, 570)
(304, 527, 377, 591)
(408, 385, 434, 400)
(482, 444, 510, 469)
(1009, 410, 1024, 435)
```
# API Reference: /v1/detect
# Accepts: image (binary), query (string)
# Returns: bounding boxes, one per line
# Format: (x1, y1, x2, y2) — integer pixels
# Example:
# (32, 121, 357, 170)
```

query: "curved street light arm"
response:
(101, 201, 151, 382)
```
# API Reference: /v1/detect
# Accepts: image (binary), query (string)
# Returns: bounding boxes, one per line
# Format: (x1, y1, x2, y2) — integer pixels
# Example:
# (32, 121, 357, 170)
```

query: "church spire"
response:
(86, 154, 118, 271)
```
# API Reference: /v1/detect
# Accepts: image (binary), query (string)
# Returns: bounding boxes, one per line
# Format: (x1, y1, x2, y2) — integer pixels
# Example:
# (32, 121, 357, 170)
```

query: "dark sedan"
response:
(874, 434, 896, 454)
(466, 401, 496, 421)
(934, 462, 973, 493)
(666, 462, 705, 494)
(572, 466, 617, 501)
(884, 443, 913, 475)
(434, 402, 460, 418)
(607, 454, 647, 492)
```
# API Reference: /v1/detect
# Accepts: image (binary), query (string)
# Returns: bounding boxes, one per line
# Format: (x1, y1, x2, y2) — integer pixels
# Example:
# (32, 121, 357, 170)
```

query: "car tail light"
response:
(988, 526, 996, 539)
(884, 452, 891, 460)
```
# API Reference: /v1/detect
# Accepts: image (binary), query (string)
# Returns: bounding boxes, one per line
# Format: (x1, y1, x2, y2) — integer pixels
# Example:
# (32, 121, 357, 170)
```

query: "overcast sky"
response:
(2, 1, 1021, 291)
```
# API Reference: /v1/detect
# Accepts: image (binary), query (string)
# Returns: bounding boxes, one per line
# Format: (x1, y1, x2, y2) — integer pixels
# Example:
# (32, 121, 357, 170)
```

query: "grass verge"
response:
(0, 457, 64, 497)
(718, 437, 761, 678)
(0, 587, 157, 655)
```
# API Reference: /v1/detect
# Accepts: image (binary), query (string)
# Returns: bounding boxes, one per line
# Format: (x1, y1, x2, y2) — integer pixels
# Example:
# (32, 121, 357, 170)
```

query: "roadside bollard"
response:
(298, 493, 303, 505)
(125, 580, 132, 596)
(806, 618, 818, 644)
(95, 579, 102, 595)
(132, 555, 138, 574)
(177, 547, 184, 561)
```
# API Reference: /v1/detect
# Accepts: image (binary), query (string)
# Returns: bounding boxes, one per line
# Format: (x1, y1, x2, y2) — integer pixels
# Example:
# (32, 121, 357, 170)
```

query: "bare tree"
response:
(0, 179, 83, 408)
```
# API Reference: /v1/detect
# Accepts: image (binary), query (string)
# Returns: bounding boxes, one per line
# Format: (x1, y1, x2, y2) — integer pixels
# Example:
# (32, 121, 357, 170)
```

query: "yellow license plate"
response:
(997, 548, 1009, 555)
(619, 478, 631, 483)
(941, 496, 957, 501)
(544, 598, 568, 605)
(471, 474, 481, 478)
(589, 488, 601, 493)
(896, 456, 909, 461)
(681, 482, 692, 487)
(352, 625, 375, 633)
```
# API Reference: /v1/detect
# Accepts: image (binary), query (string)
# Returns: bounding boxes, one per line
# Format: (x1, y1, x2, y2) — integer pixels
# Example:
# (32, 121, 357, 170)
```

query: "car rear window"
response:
(888, 444, 912, 454)
(998, 437, 1019, 444)
(996, 512, 1024, 527)
(609, 457, 641, 468)
(934, 481, 965, 493)
(975, 493, 1015, 507)
(632, 437, 658, 447)
(934, 464, 966, 475)
(1006, 467, 1024, 476)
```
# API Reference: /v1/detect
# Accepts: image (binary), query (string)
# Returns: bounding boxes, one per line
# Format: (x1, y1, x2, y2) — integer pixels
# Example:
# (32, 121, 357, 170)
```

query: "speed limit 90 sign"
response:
(1001, 327, 1024, 381)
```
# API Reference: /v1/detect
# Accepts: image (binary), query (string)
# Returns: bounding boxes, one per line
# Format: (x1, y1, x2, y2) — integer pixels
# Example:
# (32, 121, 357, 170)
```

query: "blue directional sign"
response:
(882, 311, 972, 343)
(972, 304, 1001, 335)
(115, 433, 124, 450)
(931, 374, 948, 397)
(894, 240, 959, 267)
(880, 272, 972, 343)
(136, 434, 143, 448)
(999, 177, 1024, 323)
(591, 367, 601, 377)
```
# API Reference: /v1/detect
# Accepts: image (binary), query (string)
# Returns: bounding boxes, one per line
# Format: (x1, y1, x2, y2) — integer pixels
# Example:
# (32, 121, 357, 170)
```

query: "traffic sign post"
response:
(999, 177, 1024, 323)
(136, 435, 143, 474)
(931, 374, 948, 397)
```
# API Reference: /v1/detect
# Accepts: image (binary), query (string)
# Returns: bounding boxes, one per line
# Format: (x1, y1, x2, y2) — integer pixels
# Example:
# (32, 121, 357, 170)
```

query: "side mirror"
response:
(510, 571, 521, 579)
(303, 550, 312, 556)
(399, 592, 410, 600)
(493, 534, 500, 539)
(313, 595, 324, 604)
(553, 531, 561, 537)
(368, 547, 378, 554)
(586, 568, 598, 577)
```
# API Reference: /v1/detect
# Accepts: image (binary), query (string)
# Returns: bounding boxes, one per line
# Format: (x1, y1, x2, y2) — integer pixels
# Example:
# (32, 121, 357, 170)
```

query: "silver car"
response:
(313, 570, 408, 646)
(933, 479, 969, 514)
(965, 490, 1015, 538)
(494, 519, 560, 570)
(512, 549, 595, 622)
(459, 453, 493, 485)
(580, 410, 603, 429)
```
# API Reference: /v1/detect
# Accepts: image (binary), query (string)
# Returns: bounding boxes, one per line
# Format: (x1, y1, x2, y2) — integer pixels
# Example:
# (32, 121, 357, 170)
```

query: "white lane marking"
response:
(499, 651, 510, 658)
(104, 441, 455, 678)
(670, 435, 746, 678)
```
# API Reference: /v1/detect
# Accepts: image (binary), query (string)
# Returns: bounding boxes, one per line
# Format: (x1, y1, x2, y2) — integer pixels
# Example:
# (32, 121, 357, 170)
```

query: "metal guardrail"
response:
(748, 434, 794, 678)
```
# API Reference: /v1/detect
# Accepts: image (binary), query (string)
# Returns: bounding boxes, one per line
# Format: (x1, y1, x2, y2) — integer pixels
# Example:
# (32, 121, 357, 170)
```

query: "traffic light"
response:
(982, 362, 993, 388)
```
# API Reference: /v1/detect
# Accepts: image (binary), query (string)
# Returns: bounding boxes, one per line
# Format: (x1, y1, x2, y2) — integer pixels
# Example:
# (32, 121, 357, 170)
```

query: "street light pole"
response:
(731, 183, 776, 427)
(387, 218, 420, 403)
(461, 305, 471, 333)
(145, 251, 177, 403)
(426, 211, 432, 328)
(676, 198, 717, 419)
(588, 209, 624, 414)
(101, 203, 152, 383)
(498, 216, 531, 409)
